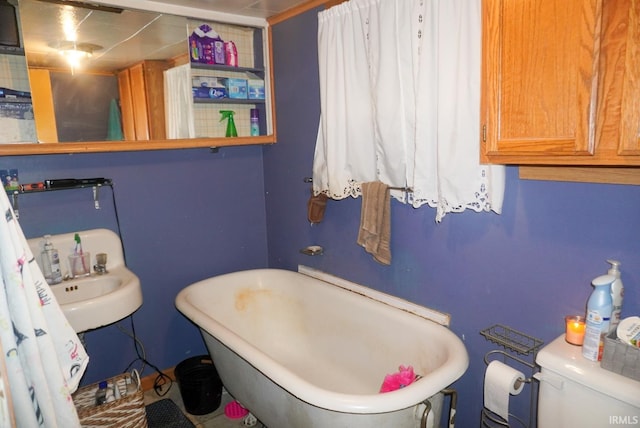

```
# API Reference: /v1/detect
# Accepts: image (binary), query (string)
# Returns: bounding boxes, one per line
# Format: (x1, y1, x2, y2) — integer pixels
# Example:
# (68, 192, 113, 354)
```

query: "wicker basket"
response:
(73, 370, 148, 428)
(601, 330, 640, 381)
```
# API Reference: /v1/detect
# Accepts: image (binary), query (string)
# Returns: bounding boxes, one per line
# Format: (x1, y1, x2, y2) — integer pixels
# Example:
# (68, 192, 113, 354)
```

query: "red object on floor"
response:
(224, 400, 249, 419)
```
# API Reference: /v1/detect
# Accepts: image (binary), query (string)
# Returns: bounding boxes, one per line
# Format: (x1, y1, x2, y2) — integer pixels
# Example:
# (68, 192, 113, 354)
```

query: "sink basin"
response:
(49, 266, 141, 332)
(28, 229, 142, 332)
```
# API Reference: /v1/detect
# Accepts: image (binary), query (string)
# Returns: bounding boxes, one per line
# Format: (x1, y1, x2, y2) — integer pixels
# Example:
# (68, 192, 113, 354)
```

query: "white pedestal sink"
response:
(27, 228, 142, 333)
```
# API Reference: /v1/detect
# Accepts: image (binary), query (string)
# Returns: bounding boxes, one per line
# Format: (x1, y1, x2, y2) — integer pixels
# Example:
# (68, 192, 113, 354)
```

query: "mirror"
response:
(0, 0, 273, 154)
(19, 0, 188, 143)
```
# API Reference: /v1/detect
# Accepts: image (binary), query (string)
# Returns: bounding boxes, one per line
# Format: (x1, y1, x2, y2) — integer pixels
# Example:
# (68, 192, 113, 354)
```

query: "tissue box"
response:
(601, 330, 640, 381)
(192, 76, 227, 99)
(192, 86, 227, 99)
(192, 76, 225, 88)
(221, 78, 247, 99)
(247, 75, 265, 100)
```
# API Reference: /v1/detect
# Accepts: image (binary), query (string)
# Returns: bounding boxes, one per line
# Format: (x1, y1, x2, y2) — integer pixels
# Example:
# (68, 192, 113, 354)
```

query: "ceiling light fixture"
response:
(50, 40, 102, 72)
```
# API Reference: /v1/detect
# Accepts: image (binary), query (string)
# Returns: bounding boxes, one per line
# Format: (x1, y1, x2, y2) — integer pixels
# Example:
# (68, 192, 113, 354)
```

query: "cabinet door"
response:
(140, 61, 167, 140)
(618, 0, 640, 155)
(128, 64, 151, 141)
(28, 69, 58, 143)
(481, 0, 603, 161)
(117, 69, 136, 141)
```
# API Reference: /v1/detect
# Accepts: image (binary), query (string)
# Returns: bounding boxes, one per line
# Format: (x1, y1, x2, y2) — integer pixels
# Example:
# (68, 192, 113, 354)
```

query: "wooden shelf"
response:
(190, 62, 264, 75)
(193, 98, 265, 105)
(0, 97, 31, 104)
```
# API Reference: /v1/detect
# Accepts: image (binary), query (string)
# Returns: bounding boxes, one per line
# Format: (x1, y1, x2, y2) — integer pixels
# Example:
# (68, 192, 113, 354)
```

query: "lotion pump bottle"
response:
(606, 259, 624, 331)
(582, 274, 614, 362)
(41, 235, 62, 285)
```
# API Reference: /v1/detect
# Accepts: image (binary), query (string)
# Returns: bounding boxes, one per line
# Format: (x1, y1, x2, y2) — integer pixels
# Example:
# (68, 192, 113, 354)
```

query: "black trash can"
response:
(174, 355, 223, 415)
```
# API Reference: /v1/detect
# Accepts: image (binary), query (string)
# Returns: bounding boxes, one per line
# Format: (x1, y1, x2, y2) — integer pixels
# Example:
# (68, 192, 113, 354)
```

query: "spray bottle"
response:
(250, 108, 260, 136)
(606, 259, 624, 331)
(582, 274, 614, 362)
(220, 110, 237, 137)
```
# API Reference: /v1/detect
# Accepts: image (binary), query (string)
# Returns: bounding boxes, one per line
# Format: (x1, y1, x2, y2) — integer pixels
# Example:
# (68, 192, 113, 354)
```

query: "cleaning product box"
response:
(246, 74, 265, 100)
(189, 24, 225, 65)
(221, 78, 247, 99)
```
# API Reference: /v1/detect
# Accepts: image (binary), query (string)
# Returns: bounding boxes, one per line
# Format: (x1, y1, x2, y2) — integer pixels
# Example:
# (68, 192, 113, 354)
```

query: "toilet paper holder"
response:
(484, 350, 533, 389)
(480, 324, 544, 428)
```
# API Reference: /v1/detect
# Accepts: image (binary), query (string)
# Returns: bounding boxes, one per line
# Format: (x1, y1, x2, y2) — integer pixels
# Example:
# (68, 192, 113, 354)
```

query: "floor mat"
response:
(146, 399, 195, 428)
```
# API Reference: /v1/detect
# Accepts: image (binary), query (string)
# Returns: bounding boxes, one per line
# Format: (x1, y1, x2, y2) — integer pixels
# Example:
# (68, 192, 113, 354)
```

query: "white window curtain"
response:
(164, 64, 196, 139)
(313, 0, 505, 222)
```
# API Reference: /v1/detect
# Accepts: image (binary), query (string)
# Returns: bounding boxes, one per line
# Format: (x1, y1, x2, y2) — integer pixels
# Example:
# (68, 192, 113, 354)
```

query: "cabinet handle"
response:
(482, 124, 487, 143)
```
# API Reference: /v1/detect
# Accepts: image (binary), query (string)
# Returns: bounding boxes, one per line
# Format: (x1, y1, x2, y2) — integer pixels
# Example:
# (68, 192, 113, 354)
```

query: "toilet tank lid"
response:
(536, 335, 640, 408)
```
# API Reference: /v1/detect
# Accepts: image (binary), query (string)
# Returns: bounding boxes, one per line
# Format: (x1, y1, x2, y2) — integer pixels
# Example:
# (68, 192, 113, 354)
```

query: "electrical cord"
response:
(108, 182, 173, 396)
(121, 315, 174, 396)
(106, 182, 127, 264)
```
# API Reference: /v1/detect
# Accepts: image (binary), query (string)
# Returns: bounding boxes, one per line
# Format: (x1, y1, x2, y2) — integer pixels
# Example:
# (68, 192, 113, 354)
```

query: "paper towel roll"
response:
(483, 360, 525, 421)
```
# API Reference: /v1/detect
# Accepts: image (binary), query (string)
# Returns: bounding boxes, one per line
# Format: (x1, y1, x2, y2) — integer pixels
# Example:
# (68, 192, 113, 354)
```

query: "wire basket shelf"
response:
(480, 324, 544, 356)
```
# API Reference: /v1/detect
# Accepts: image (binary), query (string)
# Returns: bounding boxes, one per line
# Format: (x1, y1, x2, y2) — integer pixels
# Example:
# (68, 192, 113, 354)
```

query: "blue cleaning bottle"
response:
(582, 274, 614, 362)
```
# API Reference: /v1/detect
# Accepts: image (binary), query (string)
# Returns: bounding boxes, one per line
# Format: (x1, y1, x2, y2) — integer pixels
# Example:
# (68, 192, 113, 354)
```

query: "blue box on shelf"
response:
(221, 78, 247, 99)
(247, 74, 265, 100)
(192, 86, 227, 99)
(0, 101, 33, 120)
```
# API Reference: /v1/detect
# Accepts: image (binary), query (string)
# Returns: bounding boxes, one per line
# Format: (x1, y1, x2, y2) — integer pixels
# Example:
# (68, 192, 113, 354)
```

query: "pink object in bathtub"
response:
(224, 400, 249, 419)
(379, 365, 416, 393)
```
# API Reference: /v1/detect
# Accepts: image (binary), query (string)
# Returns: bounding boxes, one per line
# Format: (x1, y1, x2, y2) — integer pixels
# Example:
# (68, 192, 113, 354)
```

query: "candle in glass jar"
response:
(565, 315, 586, 345)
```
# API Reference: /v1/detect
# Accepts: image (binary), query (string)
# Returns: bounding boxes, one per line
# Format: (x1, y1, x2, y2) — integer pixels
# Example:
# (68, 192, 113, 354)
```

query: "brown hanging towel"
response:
(357, 181, 391, 265)
(307, 190, 329, 224)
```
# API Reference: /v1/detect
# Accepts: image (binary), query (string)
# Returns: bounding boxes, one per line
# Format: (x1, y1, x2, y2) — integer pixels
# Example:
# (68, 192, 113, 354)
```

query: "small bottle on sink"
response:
(41, 235, 62, 285)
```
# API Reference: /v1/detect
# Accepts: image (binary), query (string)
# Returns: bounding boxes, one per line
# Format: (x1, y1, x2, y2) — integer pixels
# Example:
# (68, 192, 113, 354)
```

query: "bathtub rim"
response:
(175, 268, 469, 414)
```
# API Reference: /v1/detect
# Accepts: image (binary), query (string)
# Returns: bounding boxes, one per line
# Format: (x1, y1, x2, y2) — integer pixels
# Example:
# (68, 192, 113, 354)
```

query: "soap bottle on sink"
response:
(41, 235, 62, 285)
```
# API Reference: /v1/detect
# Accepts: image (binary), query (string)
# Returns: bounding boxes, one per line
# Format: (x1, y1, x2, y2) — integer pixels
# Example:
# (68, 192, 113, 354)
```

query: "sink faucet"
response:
(94, 253, 108, 275)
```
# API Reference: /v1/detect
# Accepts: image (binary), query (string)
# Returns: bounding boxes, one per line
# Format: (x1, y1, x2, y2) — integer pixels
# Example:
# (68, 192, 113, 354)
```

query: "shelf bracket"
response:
(11, 191, 19, 219)
(93, 185, 101, 209)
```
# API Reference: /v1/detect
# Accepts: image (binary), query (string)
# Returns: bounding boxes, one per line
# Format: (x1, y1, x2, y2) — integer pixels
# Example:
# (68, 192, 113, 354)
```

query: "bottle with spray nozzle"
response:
(606, 259, 624, 331)
(582, 274, 614, 362)
(220, 110, 237, 137)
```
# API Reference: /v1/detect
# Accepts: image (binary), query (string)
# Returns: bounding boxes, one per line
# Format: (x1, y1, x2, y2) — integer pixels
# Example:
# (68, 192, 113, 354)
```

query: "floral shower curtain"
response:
(0, 190, 89, 427)
(313, 0, 505, 221)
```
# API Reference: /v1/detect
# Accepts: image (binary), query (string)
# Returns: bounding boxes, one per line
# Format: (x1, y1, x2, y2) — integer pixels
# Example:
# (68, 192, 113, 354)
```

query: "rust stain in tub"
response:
(235, 288, 273, 311)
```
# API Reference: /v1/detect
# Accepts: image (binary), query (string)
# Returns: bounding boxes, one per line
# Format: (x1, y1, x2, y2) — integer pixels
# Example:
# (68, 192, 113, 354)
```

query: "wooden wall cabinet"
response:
(481, 0, 640, 170)
(118, 60, 169, 141)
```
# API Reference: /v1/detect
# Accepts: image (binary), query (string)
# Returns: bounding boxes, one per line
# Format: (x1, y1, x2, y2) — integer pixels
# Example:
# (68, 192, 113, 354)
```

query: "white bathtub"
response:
(175, 266, 468, 428)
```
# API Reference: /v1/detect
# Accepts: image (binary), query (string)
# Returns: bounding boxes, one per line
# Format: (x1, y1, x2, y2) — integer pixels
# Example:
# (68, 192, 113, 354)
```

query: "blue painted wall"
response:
(266, 7, 640, 427)
(1, 5, 638, 427)
(1, 148, 268, 385)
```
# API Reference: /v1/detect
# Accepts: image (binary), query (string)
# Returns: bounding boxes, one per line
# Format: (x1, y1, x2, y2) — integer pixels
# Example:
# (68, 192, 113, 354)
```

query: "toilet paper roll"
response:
(483, 360, 525, 421)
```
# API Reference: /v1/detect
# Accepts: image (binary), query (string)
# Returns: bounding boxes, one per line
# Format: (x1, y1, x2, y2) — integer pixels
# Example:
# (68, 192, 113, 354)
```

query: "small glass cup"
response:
(565, 315, 586, 345)
(68, 252, 91, 278)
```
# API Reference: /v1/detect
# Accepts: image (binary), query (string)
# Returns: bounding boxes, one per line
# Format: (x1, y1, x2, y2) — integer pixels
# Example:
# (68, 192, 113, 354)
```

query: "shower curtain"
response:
(313, 0, 505, 221)
(0, 190, 89, 427)
(164, 63, 196, 139)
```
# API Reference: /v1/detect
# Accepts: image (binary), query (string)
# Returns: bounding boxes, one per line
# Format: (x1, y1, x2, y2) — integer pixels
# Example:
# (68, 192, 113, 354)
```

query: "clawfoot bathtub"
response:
(175, 266, 468, 428)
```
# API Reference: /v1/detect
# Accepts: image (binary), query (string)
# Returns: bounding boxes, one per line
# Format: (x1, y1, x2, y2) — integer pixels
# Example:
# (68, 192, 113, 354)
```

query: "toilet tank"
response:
(536, 335, 640, 428)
